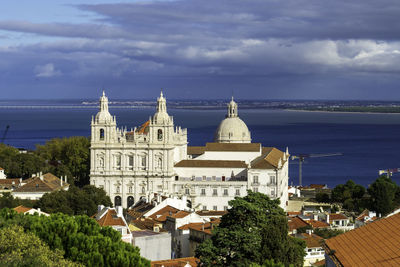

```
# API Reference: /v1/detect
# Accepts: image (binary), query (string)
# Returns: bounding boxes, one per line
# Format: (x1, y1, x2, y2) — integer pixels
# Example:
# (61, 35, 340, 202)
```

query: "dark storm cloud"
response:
(1, 0, 400, 99)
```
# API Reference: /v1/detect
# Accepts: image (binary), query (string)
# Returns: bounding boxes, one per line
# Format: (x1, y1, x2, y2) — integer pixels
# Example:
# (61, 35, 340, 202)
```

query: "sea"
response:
(1, 99, 400, 188)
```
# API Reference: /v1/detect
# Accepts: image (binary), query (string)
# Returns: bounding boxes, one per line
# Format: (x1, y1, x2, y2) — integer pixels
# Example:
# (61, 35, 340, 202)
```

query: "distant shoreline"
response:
(285, 108, 400, 114)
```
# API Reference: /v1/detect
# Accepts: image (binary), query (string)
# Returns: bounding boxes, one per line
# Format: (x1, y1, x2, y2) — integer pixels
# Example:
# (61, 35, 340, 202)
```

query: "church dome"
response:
(214, 97, 251, 143)
(95, 91, 113, 123)
(152, 91, 171, 124)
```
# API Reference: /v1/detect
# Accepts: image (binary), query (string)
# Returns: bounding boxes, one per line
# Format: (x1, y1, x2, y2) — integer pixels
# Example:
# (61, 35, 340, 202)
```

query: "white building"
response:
(90, 92, 289, 210)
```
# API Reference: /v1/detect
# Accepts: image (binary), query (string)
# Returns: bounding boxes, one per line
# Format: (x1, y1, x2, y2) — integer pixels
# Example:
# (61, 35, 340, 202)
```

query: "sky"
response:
(1, 0, 400, 100)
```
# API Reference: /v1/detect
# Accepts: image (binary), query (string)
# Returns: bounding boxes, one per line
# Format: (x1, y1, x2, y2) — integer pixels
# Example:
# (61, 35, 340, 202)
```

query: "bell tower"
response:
(91, 91, 117, 143)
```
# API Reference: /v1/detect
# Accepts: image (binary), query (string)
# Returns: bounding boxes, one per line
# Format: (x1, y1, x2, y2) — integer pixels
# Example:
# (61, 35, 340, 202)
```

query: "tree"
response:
(36, 185, 112, 215)
(36, 137, 90, 186)
(368, 175, 398, 216)
(315, 192, 330, 203)
(0, 225, 81, 266)
(0, 192, 35, 209)
(314, 228, 344, 239)
(195, 191, 305, 267)
(331, 180, 367, 212)
(0, 209, 150, 267)
(0, 144, 43, 178)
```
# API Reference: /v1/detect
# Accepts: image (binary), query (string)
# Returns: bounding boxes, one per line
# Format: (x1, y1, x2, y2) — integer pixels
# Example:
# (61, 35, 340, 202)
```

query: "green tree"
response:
(0, 225, 81, 267)
(331, 180, 366, 212)
(36, 185, 112, 215)
(315, 192, 330, 203)
(0, 144, 43, 178)
(0, 209, 150, 267)
(314, 228, 344, 239)
(36, 137, 90, 186)
(0, 192, 35, 209)
(368, 175, 398, 216)
(195, 191, 305, 267)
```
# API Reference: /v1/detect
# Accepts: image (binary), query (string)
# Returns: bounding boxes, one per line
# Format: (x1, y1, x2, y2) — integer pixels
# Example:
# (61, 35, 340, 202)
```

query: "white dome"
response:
(95, 91, 113, 123)
(214, 97, 251, 143)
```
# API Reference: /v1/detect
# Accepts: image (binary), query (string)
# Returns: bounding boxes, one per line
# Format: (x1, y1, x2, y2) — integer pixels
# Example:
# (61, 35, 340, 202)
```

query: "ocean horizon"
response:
(1, 99, 400, 189)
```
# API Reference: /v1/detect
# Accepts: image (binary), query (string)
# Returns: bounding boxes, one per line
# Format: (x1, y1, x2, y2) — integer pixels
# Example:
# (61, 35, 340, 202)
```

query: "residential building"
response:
(298, 233, 325, 267)
(92, 205, 132, 244)
(90, 92, 289, 210)
(355, 209, 378, 228)
(151, 257, 198, 267)
(13, 205, 49, 216)
(188, 218, 220, 256)
(12, 173, 69, 200)
(324, 212, 400, 266)
(132, 230, 171, 261)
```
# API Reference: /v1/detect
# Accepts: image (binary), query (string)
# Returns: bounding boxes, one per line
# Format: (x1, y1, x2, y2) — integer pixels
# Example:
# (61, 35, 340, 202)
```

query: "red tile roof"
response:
(13, 173, 67, 193)
(287, 211, 301, 217)
(13, 205, 32, 213)
(148, 205, 180, 222)
(288, 216, 309, 231)
(307, 219, 330, 228)
(325, 213, 400, 266)
(300, 233, 324, 248)
(251, 147, 286, 169)
(94, 209, 126, 227)
(329, 213, 348, 223)
(151, 257, 199, 267)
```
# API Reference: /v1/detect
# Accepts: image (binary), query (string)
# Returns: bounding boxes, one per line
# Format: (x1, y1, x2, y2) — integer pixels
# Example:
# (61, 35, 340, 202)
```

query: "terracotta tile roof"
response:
(287, 211, 301, 217)
(151, 257, 199, 267)
(94, 209, 126, 227)
(13, 173, 68, 193)
(288, 216, 309, 231)
(325, 213, 400, 267)
(251, 147, 285, 169)
(127, 202, 155, 220)
(309, 184, 327, 189)
(307, 219, 330, 228)
(130, 218, 166, 232)
(187, 219, 220, 235)
(13, 205, 32, 213)
(204, 142, 261, 152)
(312, 259, 325, 266)
(0, 178, 20, 185)
(187, 146, 205, 155)
(136, 120, 150, 134)
(329, 213, 348, 223)
(170, 210, 190, 219)
(175, 160, 247, 168)
(300, 233, 324, 248)
(148, 205, 180, 222)
(196, 210, 227, 217)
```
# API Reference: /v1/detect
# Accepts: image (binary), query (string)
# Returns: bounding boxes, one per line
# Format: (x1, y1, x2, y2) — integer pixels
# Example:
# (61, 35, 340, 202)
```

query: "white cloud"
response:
(34, 63, 61, 77)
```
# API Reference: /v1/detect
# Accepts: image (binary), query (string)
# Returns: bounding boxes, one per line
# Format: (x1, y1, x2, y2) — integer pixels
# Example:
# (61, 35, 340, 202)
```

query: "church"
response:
(90, 92, 289, 210)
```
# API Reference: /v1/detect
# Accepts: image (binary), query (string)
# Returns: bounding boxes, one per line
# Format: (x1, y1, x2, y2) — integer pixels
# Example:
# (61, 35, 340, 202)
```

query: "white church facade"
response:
(90, 92, 289, 210)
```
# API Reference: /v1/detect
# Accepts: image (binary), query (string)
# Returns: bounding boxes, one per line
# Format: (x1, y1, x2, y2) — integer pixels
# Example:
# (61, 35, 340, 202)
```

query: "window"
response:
(270, 175, 276, 185)
(224, 206, 228, 211)
(271, 189, 275, 197)
(212, 188, 218, 196)
(185, 188, 190, 195)
(100, 129, 104, 140)
(253, 176, 259, 184)
(128, 155, 134, 170)
(212, 176, 216, 181)
(213, 205, 217, 211)
(235, 189, 240, 196)
(253, 187, 258, 193)
(142, 186, 145, 194)
(223, 188, 228, 196)
(157, 129, 163, 141)
(99, 185, 104, 189)
(141, 156, 147, 170)
(114, 196, 122, 206)
(201, 188, 206, 196)
(202, 176, 206, 181)
(115, 155, 121, 170)
(175, 176, 179, 181)
(127, 196, 134, 207)
(202, 205, 207, 211)
(128, 186, 132, 193)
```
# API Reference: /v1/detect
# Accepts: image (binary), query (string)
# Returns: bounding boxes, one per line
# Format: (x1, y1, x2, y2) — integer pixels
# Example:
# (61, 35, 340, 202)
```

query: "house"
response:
(327, 213, 353, 231)
(288, 216, 309, 234)
(297, 233, 325, 267)
(151, 257, 198, 267)
(324, 212, 400, 266)
(13, 205, 49, 216)
(188, 218, 220, 256)
(92, 205, 132, 244)
(355, 209, 378, 228)
(12, 173, 69, 200)
(0, 167, 23, 194)
(132, 230, 171, 261)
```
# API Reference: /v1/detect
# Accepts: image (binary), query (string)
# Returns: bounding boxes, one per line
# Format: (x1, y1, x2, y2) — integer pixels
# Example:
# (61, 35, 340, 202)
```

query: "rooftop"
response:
(325, 212, 400, 266)
(93, 208, 126, 227)
(13, 173, 68, 193)
(13, 205, 32, 213)
(175, 160, 247, 168)
(151, 257, 198, 267)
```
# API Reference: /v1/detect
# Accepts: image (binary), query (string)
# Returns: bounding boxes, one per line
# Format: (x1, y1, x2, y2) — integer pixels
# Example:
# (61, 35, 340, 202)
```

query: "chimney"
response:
(65, 176, 68, 184)
(116, 206, 123, 217)
(98, 205, 105, 213)
(326, 214, 330, 224)
(60, 176, 63, 186)
(38, 208, 41, 213)
(313, 214, 318, 221)
(306, 229, 313, 235)
(202, 223, 205, 231)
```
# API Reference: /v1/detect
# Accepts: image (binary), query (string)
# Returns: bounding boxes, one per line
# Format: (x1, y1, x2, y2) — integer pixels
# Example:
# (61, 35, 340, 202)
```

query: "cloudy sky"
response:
(1, 0, 400, 100)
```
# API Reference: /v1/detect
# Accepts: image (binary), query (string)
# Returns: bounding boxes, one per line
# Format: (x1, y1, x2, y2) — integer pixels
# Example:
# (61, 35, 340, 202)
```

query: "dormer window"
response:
(100, 129, 105, 140)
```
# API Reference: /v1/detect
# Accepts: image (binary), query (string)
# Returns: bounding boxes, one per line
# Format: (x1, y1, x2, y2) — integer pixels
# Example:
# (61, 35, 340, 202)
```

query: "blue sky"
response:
(1, 0, 400, 100)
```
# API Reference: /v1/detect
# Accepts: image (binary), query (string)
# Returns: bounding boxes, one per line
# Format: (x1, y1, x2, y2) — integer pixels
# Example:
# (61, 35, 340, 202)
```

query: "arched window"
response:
(142, 186, 145, 194)
(100, 129, 105, 140)
(128, 186, 133, 193)
(157, 129, 163, 141)
(127, 196, 134, 208)
(157, 157, 162, 169)
(114, 196, 122, 206)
